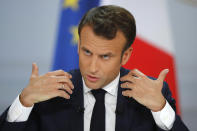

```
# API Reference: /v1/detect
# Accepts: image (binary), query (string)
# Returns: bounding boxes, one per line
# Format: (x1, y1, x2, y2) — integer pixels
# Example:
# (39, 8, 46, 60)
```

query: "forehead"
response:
(79, 26, 126, 54)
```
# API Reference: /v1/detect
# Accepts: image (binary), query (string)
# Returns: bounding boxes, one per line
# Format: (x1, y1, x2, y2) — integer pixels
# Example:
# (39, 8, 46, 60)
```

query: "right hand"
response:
(19, 63, 74, 107)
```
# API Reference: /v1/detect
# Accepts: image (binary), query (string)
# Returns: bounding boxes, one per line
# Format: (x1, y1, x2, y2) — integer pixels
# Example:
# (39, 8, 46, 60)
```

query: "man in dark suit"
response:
(0, 5, 188, 131)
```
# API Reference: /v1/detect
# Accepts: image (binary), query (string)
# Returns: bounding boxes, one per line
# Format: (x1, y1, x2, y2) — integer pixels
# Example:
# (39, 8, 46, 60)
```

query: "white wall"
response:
(0, 0, 60, 109)
(167, 1, 197, 130)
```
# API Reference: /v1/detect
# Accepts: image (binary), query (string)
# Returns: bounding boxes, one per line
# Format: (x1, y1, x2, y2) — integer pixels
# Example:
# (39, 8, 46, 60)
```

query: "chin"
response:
(85, 82, 101, 89)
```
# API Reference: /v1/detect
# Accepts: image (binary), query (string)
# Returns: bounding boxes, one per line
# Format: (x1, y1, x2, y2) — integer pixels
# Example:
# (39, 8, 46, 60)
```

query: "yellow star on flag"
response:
(70, 26, 79, 45)
(63, 0, 79, 10)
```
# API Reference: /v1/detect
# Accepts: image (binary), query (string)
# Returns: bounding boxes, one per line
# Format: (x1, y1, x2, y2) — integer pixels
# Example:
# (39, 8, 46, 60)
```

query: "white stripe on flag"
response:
(100, 0, 175, 55)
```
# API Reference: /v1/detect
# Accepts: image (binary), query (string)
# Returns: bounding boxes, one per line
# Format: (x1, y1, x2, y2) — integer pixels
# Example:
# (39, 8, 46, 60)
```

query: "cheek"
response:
(79, 54, 91, 72)
(79, 52, 87, 63)
(102, 58, 122, 75)
(79, 54, 86, 68)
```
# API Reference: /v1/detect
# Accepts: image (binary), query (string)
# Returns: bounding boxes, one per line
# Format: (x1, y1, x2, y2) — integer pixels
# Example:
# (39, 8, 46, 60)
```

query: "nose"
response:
(89, 56, 99, 74)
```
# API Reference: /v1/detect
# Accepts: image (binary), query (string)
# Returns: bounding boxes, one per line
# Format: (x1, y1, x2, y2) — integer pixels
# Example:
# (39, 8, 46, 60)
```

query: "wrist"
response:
(151, 98, 166, 112)
(19, 92, 34, 107)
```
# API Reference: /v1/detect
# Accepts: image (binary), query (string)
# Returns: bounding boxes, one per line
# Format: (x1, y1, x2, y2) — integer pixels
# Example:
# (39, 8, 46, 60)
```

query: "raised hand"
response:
(120, 69, 169, 112)
(19, 63, 74, 107)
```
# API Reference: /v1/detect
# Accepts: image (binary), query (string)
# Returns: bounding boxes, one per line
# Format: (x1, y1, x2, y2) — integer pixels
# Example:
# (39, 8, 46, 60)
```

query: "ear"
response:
(121, 47, 133, 65)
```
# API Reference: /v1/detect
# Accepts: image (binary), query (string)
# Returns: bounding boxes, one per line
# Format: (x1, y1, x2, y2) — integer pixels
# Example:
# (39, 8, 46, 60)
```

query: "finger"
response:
(121, 82, 134, 90)
(158, 69, 169, 82)
(64, 72, 72, 78)
(46, 70, 72, 78)
(58, 71, 72, 78)
(120, 74, 137, 83)
(56, 76, 74, 89)
(59, 84, 73, 94)
(53, 90, 70, 99)
(120, 69, 144, 81)
(122, 90, 133, 98)
(130, 69, 146, 78)
(46, 70, 64, 76)
(31, 63, 39, 77)
(52, 70, 72, 79)
(48, 76, 74, 89)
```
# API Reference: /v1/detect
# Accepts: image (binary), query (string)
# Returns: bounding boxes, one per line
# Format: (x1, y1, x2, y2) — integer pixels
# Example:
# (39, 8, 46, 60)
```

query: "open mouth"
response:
(86, 75, 99, 82)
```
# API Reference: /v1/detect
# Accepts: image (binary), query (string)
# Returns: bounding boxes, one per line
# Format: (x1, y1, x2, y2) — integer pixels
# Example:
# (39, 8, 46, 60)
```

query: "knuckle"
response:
(133, 68, 137, 72)
(59, 78, 66, 83)
(56, 77, 63, 83)
(64, 72, 69, 75)
(61, 75, 68, 80)
(58, 70, 64, 73)
(64, 85, 69, 89)
(63, 76, 68, 79)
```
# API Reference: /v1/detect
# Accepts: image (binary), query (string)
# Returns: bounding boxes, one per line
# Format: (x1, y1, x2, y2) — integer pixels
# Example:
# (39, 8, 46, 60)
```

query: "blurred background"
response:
(0, 0, 196, 130)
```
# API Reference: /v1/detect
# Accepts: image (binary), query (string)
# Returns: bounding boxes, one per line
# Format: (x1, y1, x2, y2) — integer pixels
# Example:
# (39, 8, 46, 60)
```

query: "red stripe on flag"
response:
(123, 37, 181, 114)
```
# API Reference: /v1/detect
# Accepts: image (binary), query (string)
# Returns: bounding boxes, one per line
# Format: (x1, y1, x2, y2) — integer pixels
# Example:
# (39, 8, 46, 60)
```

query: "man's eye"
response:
(102, 55, 110, 60)
(84, 50, 91, 55)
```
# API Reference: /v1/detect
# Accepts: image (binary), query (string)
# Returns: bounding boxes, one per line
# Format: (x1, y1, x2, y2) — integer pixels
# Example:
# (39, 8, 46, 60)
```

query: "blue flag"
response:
(52, 0, 100, 71)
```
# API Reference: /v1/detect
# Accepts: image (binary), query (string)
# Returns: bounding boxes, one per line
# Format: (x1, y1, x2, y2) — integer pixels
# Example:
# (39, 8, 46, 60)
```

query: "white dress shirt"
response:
(7, 73, 175, 131)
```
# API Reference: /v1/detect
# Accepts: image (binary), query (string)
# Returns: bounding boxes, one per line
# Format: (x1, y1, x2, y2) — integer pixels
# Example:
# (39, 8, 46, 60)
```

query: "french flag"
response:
(53, 0, 180, 114)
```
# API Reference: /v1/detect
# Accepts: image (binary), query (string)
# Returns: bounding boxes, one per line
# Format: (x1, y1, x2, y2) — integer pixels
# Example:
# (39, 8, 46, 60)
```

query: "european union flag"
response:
(52, 0, 100, 71)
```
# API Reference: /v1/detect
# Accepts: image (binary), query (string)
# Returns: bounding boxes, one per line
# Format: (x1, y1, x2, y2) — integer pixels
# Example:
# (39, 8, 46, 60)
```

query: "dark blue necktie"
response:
(90, 89, 106, 131)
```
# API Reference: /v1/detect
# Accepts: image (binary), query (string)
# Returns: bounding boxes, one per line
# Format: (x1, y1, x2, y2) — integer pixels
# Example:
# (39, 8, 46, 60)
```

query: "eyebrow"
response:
(81, 46, 114, 56)
(100, 52, 113, 56)
(81, 46, 91, 53)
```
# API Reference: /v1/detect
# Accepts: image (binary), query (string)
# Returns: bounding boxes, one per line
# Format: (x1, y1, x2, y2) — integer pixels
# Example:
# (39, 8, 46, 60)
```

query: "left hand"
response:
(120, 69, 169, 112)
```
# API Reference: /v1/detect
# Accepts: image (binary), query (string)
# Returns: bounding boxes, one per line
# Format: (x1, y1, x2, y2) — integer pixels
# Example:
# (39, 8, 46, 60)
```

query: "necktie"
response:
(90, 89, 106, 131)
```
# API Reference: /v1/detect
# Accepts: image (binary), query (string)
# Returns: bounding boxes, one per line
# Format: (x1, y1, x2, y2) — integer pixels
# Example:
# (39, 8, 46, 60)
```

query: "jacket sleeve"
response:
(0, 107, 27, 131)
(0, 105, 40, 131)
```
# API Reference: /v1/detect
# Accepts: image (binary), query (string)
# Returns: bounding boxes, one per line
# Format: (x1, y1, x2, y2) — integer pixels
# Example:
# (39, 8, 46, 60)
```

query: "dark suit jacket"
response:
(0, 68, 188, 131)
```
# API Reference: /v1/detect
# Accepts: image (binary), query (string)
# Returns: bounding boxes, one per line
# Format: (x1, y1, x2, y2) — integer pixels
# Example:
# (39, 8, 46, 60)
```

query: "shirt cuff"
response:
(7, 95, 34, 122)
(151, 100, 175, 130)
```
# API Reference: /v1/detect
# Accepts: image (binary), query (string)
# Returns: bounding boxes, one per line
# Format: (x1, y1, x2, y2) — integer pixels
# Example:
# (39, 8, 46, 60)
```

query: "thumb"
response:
(31, 63, 39, 77)
(158, 69, 169, 82)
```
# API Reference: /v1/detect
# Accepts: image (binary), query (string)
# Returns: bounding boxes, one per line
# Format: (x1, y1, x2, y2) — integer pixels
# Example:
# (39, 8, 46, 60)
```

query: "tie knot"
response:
(91, 89, 106, 102)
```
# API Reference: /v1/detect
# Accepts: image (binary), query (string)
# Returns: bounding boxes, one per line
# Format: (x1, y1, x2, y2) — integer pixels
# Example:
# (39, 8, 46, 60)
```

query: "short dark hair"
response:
(78, 5, 136, 52)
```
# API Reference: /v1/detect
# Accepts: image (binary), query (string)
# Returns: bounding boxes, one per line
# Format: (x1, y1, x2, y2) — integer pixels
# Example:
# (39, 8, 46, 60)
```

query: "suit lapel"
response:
(69, 70, 84, 131)
(115, 68, 136, 131)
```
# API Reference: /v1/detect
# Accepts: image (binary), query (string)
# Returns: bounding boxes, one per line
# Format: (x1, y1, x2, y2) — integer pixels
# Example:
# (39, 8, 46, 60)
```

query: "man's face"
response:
(78, 26, 132, 89)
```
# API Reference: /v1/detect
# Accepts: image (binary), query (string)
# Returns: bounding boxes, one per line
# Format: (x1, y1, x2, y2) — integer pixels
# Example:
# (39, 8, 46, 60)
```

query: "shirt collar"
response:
(82, 73, 120, 97)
